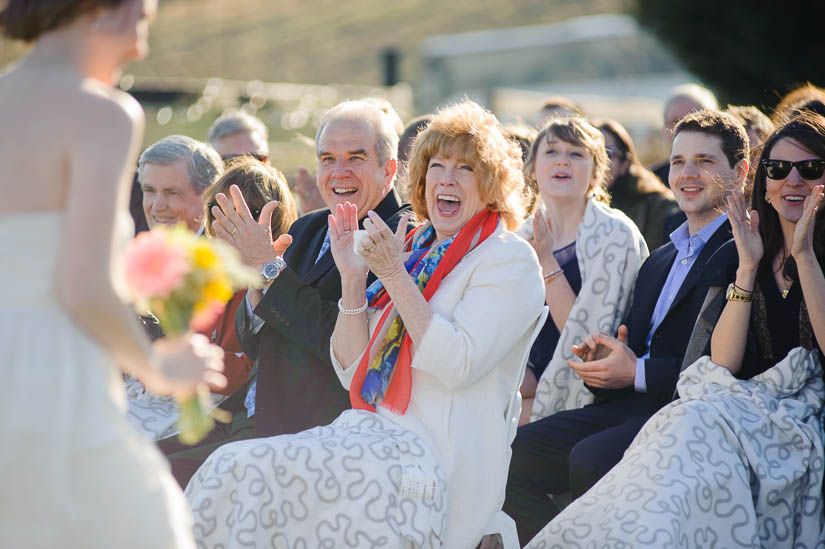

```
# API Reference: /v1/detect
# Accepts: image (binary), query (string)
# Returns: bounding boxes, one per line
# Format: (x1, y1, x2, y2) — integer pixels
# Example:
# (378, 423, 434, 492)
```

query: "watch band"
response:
(725, 282, 753, 302)
(260, 256, 287, 284)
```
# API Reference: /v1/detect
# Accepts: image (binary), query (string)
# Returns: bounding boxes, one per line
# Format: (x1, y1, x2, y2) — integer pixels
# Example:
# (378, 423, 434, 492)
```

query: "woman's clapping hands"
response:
(362, 210, 411, 281)
(726, 188, 763, 274)
(792, 184, 824, 261)
(328, 202, 368, 279)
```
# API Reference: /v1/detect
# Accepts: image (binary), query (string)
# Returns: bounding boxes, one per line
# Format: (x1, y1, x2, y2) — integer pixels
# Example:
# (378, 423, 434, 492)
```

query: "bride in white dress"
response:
(0, 1, 224, 547)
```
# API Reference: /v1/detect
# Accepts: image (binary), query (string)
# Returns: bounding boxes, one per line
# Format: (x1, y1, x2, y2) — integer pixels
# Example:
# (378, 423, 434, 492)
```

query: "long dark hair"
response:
(751, 112, 825, 281)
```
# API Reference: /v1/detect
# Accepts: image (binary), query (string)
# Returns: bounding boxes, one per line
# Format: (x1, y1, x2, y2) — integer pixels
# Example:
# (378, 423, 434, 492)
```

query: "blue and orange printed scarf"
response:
(349, 208, 499, 414)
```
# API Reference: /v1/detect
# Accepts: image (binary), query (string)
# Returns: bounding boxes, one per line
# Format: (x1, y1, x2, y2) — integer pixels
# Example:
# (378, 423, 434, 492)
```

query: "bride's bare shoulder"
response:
(75, 80, 145, 131)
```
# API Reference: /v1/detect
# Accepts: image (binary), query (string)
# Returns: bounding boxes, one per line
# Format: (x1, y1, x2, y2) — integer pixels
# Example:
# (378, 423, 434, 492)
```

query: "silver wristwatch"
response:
(260, 256, 287, 285)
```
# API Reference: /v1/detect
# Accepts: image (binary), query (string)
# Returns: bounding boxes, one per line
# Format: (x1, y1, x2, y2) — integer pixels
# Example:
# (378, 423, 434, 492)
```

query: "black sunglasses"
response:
(208, 201, 262, 221)
(762, 159, 825, 181)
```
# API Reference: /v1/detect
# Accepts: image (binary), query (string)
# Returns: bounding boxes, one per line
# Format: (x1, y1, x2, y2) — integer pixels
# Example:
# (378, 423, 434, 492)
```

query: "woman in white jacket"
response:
(185, 100, 547, 548)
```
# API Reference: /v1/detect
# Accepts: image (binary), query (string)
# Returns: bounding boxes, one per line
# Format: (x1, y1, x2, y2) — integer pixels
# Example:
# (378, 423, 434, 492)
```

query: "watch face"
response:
(264, 263, 280, 278)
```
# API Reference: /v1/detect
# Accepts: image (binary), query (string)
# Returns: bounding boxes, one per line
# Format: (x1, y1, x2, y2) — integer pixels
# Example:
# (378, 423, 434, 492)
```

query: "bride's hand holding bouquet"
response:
(121, 225, 258, 444)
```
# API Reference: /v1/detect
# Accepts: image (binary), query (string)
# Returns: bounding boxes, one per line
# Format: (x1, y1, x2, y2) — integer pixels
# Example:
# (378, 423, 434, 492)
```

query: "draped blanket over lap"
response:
(124, 377, 226, 440)
(531, 199, 648, 421)
(527, 347, 825, 549)
(186, 410, 447, 548)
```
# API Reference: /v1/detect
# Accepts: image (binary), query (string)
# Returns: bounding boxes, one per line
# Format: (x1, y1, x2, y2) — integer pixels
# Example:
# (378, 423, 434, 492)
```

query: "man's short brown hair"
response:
(672, 110, 749, 167)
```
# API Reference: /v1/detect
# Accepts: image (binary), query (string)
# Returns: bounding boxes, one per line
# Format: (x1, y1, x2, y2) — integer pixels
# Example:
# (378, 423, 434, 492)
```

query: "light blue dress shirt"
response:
(634, 213, 727, 392)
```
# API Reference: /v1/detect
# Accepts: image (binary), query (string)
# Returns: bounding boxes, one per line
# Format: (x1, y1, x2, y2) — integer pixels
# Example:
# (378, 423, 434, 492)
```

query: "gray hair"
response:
(315, 100, 399, 167)
(207, 110, 269, 147)
(666, 83, 718, 112)
(138, 135, 223, 193)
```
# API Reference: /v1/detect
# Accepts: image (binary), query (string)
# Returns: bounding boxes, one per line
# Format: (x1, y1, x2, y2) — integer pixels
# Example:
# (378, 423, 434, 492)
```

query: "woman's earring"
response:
(764, 191, 771, 204)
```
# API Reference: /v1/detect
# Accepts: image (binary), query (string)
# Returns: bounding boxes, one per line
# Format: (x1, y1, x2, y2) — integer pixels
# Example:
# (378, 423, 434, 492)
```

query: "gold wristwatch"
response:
(725, 283, 753, 302)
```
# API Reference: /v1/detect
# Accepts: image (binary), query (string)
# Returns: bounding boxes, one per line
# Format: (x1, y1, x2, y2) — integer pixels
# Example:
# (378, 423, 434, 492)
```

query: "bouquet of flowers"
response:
(121, 225, 258, 444)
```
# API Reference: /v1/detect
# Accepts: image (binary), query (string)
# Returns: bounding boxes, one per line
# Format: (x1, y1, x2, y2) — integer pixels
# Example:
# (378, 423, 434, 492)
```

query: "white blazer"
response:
(332, 226, 547, 548)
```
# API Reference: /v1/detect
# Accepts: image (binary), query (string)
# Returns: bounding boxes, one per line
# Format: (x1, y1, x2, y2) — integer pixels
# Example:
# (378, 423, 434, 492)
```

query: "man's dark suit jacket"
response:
(590, 220, 732, 409)
(234, 189, 410, 438)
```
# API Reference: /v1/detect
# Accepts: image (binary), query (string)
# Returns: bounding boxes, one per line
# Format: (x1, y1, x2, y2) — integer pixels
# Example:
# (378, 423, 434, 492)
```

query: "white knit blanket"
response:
(528, 347, 825, 549)
(531, 199, 648, 420)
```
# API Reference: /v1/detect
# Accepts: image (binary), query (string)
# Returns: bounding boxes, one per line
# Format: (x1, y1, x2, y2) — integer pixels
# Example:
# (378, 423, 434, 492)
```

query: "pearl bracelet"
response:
(338, 298, 368, 315)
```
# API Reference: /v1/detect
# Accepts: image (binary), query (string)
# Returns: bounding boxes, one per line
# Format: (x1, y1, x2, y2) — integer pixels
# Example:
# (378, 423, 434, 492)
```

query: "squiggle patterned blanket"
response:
(527, 347, 825, 548)
(531, 199, 648, 420)
(186, 410, 447, 548)
(124, 376, 226, 440)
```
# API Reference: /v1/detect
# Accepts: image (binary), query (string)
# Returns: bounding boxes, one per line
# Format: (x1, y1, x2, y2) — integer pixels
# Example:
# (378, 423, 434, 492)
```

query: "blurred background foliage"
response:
(635, 0, 825, 110)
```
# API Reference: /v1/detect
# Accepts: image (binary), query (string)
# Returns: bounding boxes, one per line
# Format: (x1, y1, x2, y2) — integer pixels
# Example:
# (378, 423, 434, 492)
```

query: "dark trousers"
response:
(504, 396, 657, 545)
(156, 410, 256, 490)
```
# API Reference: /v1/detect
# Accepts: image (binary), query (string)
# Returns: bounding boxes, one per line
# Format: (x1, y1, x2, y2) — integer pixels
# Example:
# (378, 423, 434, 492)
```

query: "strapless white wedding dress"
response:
(0, 212, 194, 548)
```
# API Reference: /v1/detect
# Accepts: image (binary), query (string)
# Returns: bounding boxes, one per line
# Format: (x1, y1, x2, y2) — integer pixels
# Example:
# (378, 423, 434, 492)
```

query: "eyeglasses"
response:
(762, 159, 825, 181)
(207, 201, 262, 221)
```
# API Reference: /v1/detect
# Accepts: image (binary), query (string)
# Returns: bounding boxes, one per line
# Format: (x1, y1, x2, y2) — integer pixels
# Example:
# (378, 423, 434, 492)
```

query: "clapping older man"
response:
(158, 100, 413, 488)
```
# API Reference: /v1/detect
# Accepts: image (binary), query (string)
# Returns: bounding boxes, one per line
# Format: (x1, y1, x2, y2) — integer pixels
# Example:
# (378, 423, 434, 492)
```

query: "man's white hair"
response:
(315, 100, 399, 167)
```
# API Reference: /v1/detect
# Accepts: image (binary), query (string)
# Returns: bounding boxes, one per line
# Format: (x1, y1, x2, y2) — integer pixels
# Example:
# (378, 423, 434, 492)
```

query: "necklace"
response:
(781, 280, 793, 299)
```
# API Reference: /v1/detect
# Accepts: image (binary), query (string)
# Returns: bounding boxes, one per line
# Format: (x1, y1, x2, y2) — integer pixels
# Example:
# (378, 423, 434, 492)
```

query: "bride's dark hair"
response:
(1, 0, 127, 42)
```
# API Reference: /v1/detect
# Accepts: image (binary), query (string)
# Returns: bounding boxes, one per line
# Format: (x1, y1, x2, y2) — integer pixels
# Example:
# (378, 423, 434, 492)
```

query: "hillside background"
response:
(1, 0, 628, 85)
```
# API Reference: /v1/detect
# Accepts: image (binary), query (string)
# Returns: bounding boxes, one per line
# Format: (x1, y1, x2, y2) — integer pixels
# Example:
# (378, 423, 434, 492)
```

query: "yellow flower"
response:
(192, 242, 219, 270)
(202, 277, 233, 303)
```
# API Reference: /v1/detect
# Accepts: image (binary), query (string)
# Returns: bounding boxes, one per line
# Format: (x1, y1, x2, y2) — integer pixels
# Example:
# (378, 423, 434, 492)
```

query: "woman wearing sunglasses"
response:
(525, 113, 825, 548)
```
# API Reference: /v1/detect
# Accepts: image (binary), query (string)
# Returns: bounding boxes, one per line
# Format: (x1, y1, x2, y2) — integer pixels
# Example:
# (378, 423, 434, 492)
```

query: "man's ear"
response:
(735, 157, 749, 187)
(384, 158, 398, 190)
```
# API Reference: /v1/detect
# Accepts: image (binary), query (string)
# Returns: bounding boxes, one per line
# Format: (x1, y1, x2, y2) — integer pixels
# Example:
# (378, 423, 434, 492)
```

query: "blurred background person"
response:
(207, 109, 270, 163)
(596, 118, 680, 250)
(502, 121, 540, 220)
(396, 113, 433, 189)
(725, 105, 774, 151)
(725, 105, 775, 192)
(651, 83, 718, 184)
(535, 95, 582, 128)
(771, 83, 825, 126)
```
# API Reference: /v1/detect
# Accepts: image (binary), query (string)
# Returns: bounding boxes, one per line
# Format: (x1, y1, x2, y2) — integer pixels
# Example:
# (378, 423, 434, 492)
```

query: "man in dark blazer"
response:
(157, 100, 412, 488)
(505, 110, 750, 544)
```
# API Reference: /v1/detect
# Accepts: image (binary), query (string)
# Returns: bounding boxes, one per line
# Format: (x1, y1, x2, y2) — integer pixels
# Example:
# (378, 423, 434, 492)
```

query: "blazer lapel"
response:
(637, 247, 676, 323)
(667, 221, 732, 313)
(302, 240, 335, 284)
